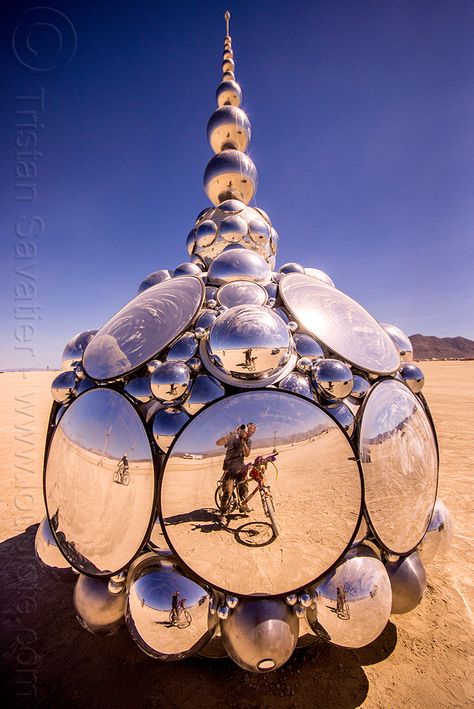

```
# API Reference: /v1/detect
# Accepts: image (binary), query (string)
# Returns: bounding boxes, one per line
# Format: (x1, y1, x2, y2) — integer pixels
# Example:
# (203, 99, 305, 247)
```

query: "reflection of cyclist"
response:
(216, 422, 256, 525)
(118, 454, 129, 473)
(171, 591, 180, 623)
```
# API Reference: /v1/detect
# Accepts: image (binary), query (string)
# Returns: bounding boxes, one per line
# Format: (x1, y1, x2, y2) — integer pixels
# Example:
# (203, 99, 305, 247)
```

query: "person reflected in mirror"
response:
(171, 590, 180, 624)
(216, 422, 257, 525)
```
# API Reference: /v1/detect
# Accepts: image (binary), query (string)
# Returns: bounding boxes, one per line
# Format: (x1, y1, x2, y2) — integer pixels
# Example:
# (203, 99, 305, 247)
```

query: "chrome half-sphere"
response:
(166, 332, 198, 361)
(207, 304, 291, 379)
(304, 267, 335, 287)
(219, 214, 248, 242)
(312, 359, 354, 400)
(182, 374, 225, 415)
(207, 247, 271, 285)
(195, 219, 218, 248)
(248, 217, 271, 245)
(217, 281, 267, 308)
(137, 269, 172, 294)
(278, 371, 313, 399)
(124, 375, 154, 403)
(126, 557, 217, 660)
(61, 330, 98, 369)
(325, 401, 355, 436)
(174, 262, 203, 277)
(399, 362, 425, 394)
(381, 323, 413, 363)
(385, 551, 427, 614)
(293, 333, 324, 360)
(150, 361, 191, 402)
(151, 406, 189, 452)
(417, 499, 453, 564)
(207, 106, 251, 153)
(74, 574, 126, 635)
(51, 370, 76, 404)
(35, 517, 75, 581)
(279, 262, 305, 275)
(349, 374, 370, 399)
(221, 598, 298, 672)
(204, 149, 257, 205)
(307, 545, 392, 649)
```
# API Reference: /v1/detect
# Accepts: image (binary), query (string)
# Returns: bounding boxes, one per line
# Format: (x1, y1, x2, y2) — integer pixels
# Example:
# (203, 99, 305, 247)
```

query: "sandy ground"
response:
(0, 362, 473, 708)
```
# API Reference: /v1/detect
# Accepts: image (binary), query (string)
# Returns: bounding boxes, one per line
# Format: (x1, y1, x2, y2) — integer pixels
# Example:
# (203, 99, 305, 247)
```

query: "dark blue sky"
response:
(1, 0, 473, 369)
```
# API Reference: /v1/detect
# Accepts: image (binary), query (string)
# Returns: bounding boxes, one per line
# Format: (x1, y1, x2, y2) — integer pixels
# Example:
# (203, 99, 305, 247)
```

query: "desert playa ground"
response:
(0, 361, 473, 708)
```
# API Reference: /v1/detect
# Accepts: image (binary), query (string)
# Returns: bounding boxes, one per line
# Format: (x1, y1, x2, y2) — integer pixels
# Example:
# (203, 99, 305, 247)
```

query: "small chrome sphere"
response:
(151, 407, 189, 452)
(385, 551, 427, 614)
(35, 517, 75, 581)
(222, 71, 235, 82)
(207, 106, 250, 153)
(74, 574, 126, 635)
(226, 596, 238, 609)
(195, 310, 217, 330)
(186, 356, 202, 375)
(124, 375, 154, 403)
(194, 326, 207, 340)
(207, 247, 271, 286)
(222, 57, 235, 74)
(51, 370, 76, 404)
(221, 597, 298, 673)
(147, 359, 162, 374)
(285, 594, 298, 606)
(167, 332, 198, 361)
(287, 320, 298, 333)
(248, 217, 271, 245)
(219, 214, 248, 243)
(381, 323, 413, 363)
(307, 545, 392, 648)
(296, 356, 314, 374)
(126, 557, 217, 659)
(299, 593, 312, 608)
(350, 374, 370, 399)
(204, 149, 258, 205)
(279, 262, 305, 275)
(399, 362, 424, 393)
(264, 282, 278, 299)
(293, 604, 306, 619)
(312, 359, 354, 399)
(208, 304, 291, 379)
(417, 499, 453, 564)
(186, 229, 196, 255)
(304, 267, 335, 287)
(137, 269, 172, 294)
(278, 371, 313, 399)
(206, 285, 218, 302)
(174, 262, 203, 277)
(195, 220, 218, 249)
(217, 605, 231, 620)
(216, 80, 242, 107)
(151, 361, 191, 402)
(293, 333, 324, 360)
(61, 330, 98, 369)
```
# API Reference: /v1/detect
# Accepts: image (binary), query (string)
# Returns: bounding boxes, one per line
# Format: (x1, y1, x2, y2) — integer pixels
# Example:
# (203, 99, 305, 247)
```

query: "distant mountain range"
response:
(410, 334, 474, 360)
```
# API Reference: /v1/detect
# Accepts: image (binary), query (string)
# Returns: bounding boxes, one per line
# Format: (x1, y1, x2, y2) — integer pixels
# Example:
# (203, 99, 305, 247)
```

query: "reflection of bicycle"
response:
(215, 453, 280, 542)
(169, 606, 192, 628)
(113, 461, 130, 486)
(336, 587, 350, 620)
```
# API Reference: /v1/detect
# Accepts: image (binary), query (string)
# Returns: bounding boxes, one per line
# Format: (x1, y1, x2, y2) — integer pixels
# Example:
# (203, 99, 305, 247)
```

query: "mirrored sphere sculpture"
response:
(207, 304, 291, 379)
(312, 359, 354, 400)
(359, 380, 438, 554)
(61, 330, 98, 369)
(204, 149, 257, 205)
(44, 388, 155, 575)
(417, 499, 453, 564)
(150, 361, 191, 402)
(221, 597, 298, 672)
(74, 574, 126, 635)
(126, 557, 217, 659)
(207, 247, 270, 285)
(381, 323, 413, 363)
(51, 371, 76, 404)
(160, 390, 362, 595)
(385, 551, 427, 614)
(307, 545, 392, 648)
(399, 362, 425, 394)
(83, 277, 204, 381)
(280, 274, 400, 375)
(151, 407, 189, 452)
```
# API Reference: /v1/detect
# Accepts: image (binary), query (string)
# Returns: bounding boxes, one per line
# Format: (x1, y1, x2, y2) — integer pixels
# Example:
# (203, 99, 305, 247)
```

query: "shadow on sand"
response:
(0, 524, 398, 708)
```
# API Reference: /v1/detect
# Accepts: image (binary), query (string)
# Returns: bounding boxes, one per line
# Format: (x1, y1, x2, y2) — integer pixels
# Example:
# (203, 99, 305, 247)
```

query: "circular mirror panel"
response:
(160, 390, 362, 596)
(44, 388, 156, 575)
(279, 274, 400, 375)
(83, 277, 204, 381)
(359, 379, 438, 554)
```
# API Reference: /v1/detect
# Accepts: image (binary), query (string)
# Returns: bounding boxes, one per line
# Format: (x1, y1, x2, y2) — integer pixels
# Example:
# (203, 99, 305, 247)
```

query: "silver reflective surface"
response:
(167, 332, 198, 361)
(196, 220, 218, 248)
(217, 281, 267, 308)
(62, 330, 98, 369)
(280, 274, 400, 375)
(307, 545, 392, 648)
(137, 270, 172, 295)
(248, 217, 271, 245)
(151, 407, 189, 453)
(148, 517, 174, 557)
(221, 598, 298, 672)
(325, 402, 355, 437)
(204, 149, 257, 205)
(160, 390, 362, 596)
(216, 80, 242, 107)
(207, 248, 271, 285)
(35, 516, 75, 580)
(74, 574, 126, 635)
(196, 309, 218, 330)
(359, 380, 438, 554)
(385, 551, 427, 614)
(293, 333, 324, 360)
(304, 267, 335, 287)
(280, 262, 305, 274)
(126, 557, 216, 659)
(182, 374, 225, 415)
(208, 305, 291, 379)
(150, 361, 191, 402)
(45, 388, 155, 575)
(399, 362, 425, 394)
(417, 499, 453, 564)
(51, 371, 76, 404)
(219, 214, 248, 242)
(124, 375, 154, 403)
(381, 323, 413, 363)
(83, 277, 204, 381)
(174, 262, 203, 277)
(207, 106, 250, 153)
(312, 359, 354, 400)
(278, 372, 313, 399)
(350, 374, 370, 399)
